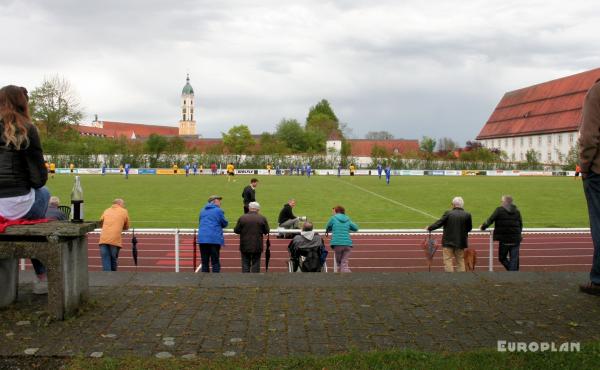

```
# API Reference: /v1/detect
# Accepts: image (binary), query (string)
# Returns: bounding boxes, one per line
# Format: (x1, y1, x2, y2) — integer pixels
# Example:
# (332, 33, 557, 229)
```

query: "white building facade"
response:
(479, 131, 578, 163)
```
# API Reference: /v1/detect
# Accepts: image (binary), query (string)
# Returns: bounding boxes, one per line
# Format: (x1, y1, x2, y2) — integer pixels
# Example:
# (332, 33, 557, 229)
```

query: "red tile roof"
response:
(477, 68, 600, 140)
(76, 121, 179, 139)
(347, 139, 419, 156)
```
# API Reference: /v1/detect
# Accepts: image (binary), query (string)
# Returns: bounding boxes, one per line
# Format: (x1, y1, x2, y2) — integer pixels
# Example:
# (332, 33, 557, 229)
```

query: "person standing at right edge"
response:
(578, 78, 600, 295)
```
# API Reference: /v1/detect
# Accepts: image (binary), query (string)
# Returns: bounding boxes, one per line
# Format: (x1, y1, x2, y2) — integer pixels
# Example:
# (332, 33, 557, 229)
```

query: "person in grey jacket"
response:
(480, 195, 523, 271)
(427, 197, 472, 272)
(45, 196, 67, 221)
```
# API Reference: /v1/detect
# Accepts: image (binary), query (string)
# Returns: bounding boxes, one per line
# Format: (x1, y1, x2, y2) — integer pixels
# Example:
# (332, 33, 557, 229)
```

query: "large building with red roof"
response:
(477, 68, 600, 163)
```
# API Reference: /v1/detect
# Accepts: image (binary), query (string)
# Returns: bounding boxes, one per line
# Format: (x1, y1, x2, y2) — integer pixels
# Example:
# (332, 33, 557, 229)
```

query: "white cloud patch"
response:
(1, 0, 599, 143)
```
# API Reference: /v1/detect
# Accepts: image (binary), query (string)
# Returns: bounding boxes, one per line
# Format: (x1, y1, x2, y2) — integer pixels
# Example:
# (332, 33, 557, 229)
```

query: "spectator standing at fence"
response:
(234, 202, 270, 272)
(326, 205, 359, 272)
(98, 199, 130, 271)
(480, 195, 523, 271)
(197, 195, 228, 273)
(0, 85, 50, 294)
(578, 78, 600, 295)
(427, 197, 472, 272)
(242, 178, 258, 214)
(45, 196, 67, 221)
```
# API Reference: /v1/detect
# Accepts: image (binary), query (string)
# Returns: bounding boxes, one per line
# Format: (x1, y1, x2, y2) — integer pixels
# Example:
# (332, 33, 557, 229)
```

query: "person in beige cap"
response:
(197, 195, 228, 272)
(234, 201, 270, 272)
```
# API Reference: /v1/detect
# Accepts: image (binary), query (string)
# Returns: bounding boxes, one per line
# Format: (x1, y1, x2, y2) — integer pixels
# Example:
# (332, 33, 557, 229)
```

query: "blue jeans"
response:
(23, 187, 50, 276)
(99, 244, 120, 271)
(498, 241, 520, 271)
(583, 172, 600, 284)
(199, 244, 221, 272)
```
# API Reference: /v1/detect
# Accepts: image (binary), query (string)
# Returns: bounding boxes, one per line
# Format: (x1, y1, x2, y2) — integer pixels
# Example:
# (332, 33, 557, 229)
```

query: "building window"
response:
(184, 100, 186, 105)
(182, 114, 185, 121)
(529, 137, 533, 147)
(191, 114, 193, 121)
(183, 108, 186, 114)
(538, 136, 542, 146)
(512, 138, 516, 147)
(558, 134, 562, 144)
(569, 133, 574, 143)
(520, 152, 524, 161)
(520, 137, 523, 146)
(547, 152, 552, 162)
(547, 136, 552, 145)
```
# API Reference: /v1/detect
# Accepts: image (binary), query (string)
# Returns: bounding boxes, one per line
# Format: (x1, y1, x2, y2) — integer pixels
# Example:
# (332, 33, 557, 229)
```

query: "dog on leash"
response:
(464, 248, 477, 271)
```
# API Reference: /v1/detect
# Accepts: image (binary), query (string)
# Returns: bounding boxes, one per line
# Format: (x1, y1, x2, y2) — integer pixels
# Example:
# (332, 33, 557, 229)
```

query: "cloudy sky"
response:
(1, 0, 599, 144)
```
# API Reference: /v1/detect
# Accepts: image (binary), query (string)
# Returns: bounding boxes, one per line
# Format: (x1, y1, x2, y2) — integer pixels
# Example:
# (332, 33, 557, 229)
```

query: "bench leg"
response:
(0, 258, 18, 307)
(47, 236, 90, 320)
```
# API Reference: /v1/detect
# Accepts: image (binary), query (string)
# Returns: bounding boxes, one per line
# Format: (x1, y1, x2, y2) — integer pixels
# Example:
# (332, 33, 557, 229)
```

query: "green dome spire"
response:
(182, 74, 194, 95)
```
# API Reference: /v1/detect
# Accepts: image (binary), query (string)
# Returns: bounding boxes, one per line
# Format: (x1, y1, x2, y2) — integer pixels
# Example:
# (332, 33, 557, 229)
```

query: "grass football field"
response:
(44, 174, 587, 229)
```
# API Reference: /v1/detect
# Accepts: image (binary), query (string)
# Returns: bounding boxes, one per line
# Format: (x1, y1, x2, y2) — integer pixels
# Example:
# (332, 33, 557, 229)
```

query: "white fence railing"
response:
(73, 227, 592, 273)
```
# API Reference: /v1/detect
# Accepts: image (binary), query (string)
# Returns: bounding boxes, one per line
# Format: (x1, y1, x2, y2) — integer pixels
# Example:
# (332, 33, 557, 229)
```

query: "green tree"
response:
(257, 132, 289, 155)
(306, 99, 338, 123)
(524, 149, 541, 169)
(304, 129, 326, 153)
(365, 131, 394, 140)
(419, 136, 437, 155)
(275, 119, 307, 152)
(306, 99, 341, 138)
(222, 125, 255, 154)
(437, 137, 458, 152)
(371, 144, 390, 159)
(165, 136, 186, 154)
(562, 144, 579, 170)
(144, 134, 168, 167)
(29, 75, 84, 138)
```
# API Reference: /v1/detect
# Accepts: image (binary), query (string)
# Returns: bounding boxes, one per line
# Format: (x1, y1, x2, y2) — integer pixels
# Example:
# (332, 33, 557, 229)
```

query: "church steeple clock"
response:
(179, 74, 196, 135)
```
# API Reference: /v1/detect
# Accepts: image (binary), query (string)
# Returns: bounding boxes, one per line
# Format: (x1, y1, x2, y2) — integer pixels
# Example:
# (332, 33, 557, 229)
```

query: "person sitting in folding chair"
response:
(287, 221, 327, 272)
(277, 198, 305, 238)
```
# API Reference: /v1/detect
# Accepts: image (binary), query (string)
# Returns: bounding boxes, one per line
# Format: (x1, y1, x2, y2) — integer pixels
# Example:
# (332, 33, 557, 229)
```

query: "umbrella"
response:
(131, 228, 138, 267)
(422, 231, 438, 272)
(265, 235, 271, 272)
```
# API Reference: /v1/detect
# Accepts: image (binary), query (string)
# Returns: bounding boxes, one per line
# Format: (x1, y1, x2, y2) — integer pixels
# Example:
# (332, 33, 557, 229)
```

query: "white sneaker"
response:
(33, 277, 48, 295)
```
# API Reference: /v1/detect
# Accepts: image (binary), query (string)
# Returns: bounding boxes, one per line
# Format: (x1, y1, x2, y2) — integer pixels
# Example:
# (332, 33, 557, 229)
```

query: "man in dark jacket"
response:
(287, 221, 326, 272)
(242, 178, 258, 214)
(480, 195, 523, 271)
(427, 196, 472, 272)
(278, 199, 304, 229)
(197, 195, 228, 273)
(234, 201, 270, 272)
(579, 78, 600, 295)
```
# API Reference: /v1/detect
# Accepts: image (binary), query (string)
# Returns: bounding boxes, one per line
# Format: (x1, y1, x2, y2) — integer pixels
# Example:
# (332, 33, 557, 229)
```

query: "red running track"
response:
(19, 233, 587, 273)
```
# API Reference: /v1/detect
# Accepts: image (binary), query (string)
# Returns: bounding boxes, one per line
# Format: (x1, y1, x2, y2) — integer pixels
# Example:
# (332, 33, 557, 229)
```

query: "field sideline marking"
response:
(335, 178, 437, 219)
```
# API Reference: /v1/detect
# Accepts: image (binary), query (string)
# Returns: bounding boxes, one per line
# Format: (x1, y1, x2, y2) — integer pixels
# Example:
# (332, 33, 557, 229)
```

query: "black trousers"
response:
(241, 252, 262, 273)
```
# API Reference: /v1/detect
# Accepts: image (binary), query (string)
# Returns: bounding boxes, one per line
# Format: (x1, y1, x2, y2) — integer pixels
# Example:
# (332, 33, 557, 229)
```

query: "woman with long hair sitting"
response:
(0, 85, 50, 294)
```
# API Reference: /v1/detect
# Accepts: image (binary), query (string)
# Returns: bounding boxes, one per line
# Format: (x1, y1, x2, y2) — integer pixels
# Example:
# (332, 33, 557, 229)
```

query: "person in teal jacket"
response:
(325, 205, 359, 272)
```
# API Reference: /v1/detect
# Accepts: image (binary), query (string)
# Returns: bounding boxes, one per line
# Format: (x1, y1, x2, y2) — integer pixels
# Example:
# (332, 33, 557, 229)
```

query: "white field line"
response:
(336, 179, 437, 219)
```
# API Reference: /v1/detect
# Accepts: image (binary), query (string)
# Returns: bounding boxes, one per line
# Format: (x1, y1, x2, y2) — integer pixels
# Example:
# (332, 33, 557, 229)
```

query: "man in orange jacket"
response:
(99, 199, 130, 271)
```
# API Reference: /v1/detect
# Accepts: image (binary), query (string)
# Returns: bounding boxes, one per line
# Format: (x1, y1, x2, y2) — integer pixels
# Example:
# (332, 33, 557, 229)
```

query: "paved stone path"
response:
(1, 272, 599, 359)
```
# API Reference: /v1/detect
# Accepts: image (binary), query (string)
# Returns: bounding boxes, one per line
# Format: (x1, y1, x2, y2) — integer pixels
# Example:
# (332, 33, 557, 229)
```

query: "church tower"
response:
(178, 74, 196, 135)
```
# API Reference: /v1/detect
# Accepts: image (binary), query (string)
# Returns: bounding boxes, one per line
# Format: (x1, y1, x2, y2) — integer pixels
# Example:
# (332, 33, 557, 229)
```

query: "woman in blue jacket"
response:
(197, 195, 228, 272)
(325, 205, 359, 272)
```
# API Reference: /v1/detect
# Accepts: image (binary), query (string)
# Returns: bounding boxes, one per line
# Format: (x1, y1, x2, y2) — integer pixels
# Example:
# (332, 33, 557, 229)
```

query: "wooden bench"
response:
(0, 221, 97, 320)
